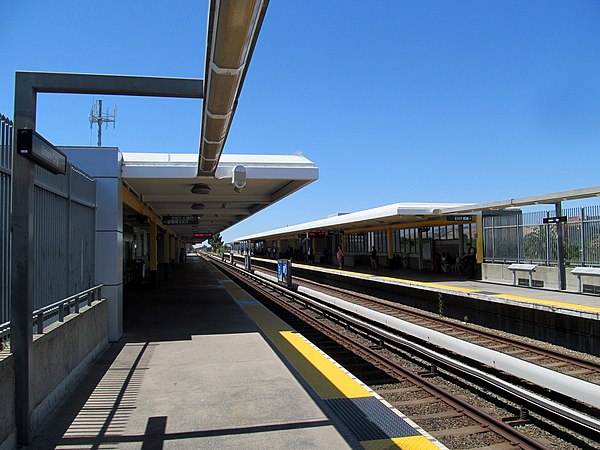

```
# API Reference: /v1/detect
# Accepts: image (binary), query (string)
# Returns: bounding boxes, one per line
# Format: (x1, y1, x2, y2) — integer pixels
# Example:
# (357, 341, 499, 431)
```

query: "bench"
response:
(571, 267, 600, 293)
(507, 263, 537, 287)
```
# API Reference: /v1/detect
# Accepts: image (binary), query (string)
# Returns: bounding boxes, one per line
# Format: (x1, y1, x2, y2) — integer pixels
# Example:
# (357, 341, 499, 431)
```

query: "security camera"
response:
(232, 165, 246, 192)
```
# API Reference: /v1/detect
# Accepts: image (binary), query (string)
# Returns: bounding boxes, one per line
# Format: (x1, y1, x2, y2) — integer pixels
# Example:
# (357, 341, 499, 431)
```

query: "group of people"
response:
(257, 242, 476, 278)
(433, 243, 476, 278)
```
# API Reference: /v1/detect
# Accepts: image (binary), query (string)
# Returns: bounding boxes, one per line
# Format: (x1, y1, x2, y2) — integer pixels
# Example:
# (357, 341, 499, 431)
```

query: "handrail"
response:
(0, 284, 104, 346)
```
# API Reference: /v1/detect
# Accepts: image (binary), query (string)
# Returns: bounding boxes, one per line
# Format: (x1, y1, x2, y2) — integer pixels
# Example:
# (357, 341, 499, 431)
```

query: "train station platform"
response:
(246, 256, 600, 316)
(26, 256, 443, 449)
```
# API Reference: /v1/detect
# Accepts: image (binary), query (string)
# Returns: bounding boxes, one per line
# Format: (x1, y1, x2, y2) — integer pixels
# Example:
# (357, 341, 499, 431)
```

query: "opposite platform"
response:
(26, 256, 443, 450)
(245, 256, 600, 318)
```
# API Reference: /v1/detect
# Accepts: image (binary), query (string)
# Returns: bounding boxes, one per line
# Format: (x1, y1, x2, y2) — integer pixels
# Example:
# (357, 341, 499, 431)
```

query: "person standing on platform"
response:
(336, 245, 344, 269)
(307, 246, 313, 264)
(370, 246, 378, 270)
(464, 242, 476, 278)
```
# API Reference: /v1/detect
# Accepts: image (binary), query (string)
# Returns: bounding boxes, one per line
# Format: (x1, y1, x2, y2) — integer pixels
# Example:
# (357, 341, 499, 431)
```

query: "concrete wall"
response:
(482, 262, 596, 291)
(0, 300, 108, 449)
(0, 350, 16, 450)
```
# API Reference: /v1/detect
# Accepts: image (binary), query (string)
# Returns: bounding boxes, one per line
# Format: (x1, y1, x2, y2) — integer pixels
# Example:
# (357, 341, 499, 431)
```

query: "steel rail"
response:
(209, 254, 600, 444)
(211, 256, 549, 450)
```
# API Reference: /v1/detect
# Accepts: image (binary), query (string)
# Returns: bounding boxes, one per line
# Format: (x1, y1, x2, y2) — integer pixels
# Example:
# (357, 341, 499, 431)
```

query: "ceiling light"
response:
(221, 202, 230, 209)
(191, 203, 206, 210)
(191, 184, 211, 195)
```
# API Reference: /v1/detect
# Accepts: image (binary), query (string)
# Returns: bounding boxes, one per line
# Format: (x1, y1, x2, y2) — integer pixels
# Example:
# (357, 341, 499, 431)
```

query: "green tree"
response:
(208, 233, 224, 253)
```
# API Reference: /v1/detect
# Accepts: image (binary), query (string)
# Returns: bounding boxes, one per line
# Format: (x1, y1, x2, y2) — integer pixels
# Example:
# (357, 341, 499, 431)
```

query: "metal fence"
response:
(0, 114, 97, 324)
(483, 206, 600, 266)
(0, 115, 12, 325)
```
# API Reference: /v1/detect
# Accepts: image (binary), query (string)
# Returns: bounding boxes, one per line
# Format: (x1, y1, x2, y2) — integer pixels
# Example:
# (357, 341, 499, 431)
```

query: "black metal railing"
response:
(0, 284, 103, 348)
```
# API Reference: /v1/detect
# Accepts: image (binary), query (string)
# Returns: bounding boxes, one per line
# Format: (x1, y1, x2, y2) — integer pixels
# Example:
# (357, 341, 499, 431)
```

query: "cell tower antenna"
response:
(89, 99, 117, 146)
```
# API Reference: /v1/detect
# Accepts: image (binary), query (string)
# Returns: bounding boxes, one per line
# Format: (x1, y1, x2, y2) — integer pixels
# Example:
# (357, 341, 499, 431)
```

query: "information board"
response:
(163, 215, 199, 225)
(447, 215, 473, 222)
(277, 259, 292, 287)
(16, 129, 67, 175)
(543, 216, 567, 224)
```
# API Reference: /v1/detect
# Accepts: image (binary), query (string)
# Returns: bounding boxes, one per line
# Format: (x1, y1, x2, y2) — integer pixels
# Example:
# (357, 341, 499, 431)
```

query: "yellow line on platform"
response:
(241, 303, 371, 399)
(493, 293, 600, 313)
(361, 436, 441, 450)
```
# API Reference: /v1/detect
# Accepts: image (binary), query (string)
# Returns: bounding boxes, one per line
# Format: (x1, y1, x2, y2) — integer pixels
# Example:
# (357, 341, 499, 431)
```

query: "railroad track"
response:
(207, 255, 600, 449)
(255, 263, 600, 388)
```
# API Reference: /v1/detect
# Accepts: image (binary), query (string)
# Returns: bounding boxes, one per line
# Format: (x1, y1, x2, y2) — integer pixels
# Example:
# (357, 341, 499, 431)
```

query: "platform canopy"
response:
(235, 202, 471, 242)
(121, 152, 318, 241)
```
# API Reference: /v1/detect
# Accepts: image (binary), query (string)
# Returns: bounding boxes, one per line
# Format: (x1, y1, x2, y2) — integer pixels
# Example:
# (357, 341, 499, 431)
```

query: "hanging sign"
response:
(163, 215, 200, 225)
(16, 129, 67, 175)
(447, 215, 473, 222)
(543, 216, 567, 224)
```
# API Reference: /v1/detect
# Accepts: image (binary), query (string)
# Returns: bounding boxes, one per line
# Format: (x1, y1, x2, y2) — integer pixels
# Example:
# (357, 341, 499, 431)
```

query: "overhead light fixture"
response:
(191, 203, 206, 210)
(221, 202, 230, 209)
(232, 165, 246, 193)
(191, 183, 211, 195)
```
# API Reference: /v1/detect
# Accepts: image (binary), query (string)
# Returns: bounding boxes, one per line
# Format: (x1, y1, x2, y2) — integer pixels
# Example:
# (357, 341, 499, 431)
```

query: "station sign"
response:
(163, 215, 199, 225)
(194, 233, 213, 238)
(308, 231, 326, 238)
(277, 259, 292, 287)
(16, 129, 67, 175)
(447, 215, 473, 222)
(543, 216, 567, 224)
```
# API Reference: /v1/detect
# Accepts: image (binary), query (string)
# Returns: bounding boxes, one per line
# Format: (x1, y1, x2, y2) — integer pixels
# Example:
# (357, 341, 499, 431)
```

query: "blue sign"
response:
(277, 259, 291, 286)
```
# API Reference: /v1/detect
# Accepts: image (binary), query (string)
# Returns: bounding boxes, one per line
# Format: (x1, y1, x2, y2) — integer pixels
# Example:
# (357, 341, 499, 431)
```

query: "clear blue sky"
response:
(2, 1, 599, 243)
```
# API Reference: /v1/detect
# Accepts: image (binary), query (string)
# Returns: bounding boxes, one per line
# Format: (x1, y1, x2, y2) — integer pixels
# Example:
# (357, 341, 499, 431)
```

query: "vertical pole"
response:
(97, 99, 103, 146)
(545, 211, 551, 265)
(580, 208, 585, 265)
(164, 232, 170, 265)
(11, 73, 37, 444)
(149, 221, 157, 288)
(418, 229, 423, 270)
(516, 213, 521, 263)
(490, 216, 495, 262)
(475, 214, 483, 264)
(387, 225, 393, 260)
(555, 202, 566, 290)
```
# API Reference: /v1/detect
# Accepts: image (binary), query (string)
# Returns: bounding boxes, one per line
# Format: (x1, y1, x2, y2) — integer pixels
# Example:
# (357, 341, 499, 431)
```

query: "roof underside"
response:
(122, 152, 317, 240)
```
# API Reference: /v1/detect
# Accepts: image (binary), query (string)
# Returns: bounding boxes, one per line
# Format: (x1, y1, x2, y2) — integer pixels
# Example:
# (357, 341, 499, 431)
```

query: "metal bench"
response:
(507, 263, 537, 287)
(571, 267, 600, 293)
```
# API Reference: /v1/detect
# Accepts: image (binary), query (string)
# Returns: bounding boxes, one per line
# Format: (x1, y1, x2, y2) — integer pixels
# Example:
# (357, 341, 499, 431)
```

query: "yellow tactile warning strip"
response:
(215, 272, 444, 449)
(491, 293, 600, 313)
(290, 260, 600, 314)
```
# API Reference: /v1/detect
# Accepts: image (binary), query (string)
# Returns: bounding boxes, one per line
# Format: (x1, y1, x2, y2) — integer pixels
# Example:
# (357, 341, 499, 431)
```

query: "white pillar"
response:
(62, 147, 123, 341)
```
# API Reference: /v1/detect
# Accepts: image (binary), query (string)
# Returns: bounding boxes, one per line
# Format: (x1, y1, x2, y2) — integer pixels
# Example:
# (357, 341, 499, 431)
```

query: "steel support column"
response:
(11, 72, 37, 445)
(149, 221, 158, 288)
(555, 202, 566, 290)
(10, 71, 203, 442)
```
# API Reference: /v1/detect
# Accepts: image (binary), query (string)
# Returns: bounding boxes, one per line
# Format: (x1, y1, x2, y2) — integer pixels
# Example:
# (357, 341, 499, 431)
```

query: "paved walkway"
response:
(26, 258, 355, 449)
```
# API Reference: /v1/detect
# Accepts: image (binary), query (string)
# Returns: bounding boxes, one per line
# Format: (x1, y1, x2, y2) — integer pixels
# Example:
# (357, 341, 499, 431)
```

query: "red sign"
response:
(308, 231, 326, 238)
(194, 233, 213, 238)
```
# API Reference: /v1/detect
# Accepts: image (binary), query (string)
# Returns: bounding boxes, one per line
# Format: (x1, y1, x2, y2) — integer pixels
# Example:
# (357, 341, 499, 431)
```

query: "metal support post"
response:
(555, 202, 566, 290)
(387, 225, 393, 262)
(149, 221, 157, 288)
(11, 73, 37, 444)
